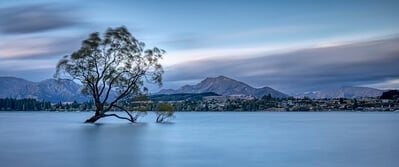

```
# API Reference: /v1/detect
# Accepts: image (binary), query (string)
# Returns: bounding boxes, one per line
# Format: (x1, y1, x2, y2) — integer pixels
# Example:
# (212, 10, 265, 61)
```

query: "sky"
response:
(0, 0, 398, 94)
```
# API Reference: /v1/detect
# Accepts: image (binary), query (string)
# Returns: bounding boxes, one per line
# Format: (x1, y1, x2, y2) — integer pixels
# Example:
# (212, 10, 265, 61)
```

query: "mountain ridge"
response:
(0, 76, 89, 103)
(0, 76, 388, 102)
(158, 75, 288, 98)
(296, 86, 383, 99)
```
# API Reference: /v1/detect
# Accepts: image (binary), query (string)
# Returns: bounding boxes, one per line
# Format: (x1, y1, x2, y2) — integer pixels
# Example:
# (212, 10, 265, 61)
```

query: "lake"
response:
(0, 112, 398, 167)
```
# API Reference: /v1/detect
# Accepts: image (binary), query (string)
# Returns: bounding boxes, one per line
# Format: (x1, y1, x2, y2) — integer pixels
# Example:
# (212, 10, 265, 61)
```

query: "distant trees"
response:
(55, 26, 164, 123)
(0, 98, 51, 111)
(0, 98, 98, 111)
(2, 96, 398, 113)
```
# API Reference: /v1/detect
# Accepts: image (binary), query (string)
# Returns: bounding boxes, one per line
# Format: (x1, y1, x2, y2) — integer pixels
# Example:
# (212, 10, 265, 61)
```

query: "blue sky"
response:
(0, 0, 398, 94)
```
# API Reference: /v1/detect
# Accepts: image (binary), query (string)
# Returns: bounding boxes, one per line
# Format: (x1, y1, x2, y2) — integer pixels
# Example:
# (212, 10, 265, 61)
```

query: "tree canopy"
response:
(55, 26, 164, 123)
(155, 103, 175, 123)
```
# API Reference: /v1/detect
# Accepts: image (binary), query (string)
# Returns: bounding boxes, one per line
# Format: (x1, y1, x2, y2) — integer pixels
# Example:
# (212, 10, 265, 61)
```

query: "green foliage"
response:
(55, 26, 165, 123)
(157, 103, 174, 111)
(155, 103, 175, 123)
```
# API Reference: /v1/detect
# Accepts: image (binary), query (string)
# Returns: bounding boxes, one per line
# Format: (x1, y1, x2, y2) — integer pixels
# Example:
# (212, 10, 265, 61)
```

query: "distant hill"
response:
(150, 92, 220, 101)
(1, 76, 387, 102)
(158, 76, 288, 98)
(0, 77, 37, 99)
(380, 90, 399, 99)
(297, 86, 383, 99)
(0, 77, 89, 103)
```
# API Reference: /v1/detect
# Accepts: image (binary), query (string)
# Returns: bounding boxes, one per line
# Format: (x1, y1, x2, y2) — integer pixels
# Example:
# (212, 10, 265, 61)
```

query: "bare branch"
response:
(113, 105, 135, 122)
(102, 113, 134, 122)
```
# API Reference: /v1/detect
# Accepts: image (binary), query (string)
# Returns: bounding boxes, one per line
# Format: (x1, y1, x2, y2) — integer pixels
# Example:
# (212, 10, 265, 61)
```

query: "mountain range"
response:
(158, 76, 288, 98)
(296, 86, 384, 99)
(0, 76, 388, 102)
(158, 76, 386, 99)
(0, 77, 88, 103)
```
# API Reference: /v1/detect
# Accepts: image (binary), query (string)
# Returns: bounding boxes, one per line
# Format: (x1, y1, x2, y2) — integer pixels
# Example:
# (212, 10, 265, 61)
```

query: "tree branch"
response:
(101, 71, 128, 105)
(102, 113, 134, 122)
(104, 73, 141, 112)
(113, 105, 135, 122)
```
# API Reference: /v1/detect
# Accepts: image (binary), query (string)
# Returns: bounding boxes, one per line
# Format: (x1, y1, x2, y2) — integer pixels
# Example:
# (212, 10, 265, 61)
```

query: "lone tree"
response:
(55, 26, 164, 123)
(155, 103, 175, 123)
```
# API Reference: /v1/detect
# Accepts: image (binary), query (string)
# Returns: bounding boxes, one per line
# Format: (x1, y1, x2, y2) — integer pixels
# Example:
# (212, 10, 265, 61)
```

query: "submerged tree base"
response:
(85, 115, 102, 123)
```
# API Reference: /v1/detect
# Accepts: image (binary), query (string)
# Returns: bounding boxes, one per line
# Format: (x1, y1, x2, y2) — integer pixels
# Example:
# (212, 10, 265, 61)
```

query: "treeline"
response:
(1, 94, 398, 112)
(167, 95, 289, 111)
(0, 98, 52, 111)
(0, 98, 95, 111)
(162, 95, 399, 111)
(0, 98, 175, 112)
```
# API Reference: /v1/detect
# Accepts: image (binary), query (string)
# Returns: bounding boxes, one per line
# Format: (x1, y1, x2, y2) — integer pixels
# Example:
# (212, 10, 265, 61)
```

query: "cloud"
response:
(0, 4, 81, 34)
(362, 79, 399, 90)
(159, 25, 320, 50)
(0, 36, 82, 60)
(0, 59, 56, 71)
(214, 25, 320, 41)
(163, 36, 399, 94)
(0, 35, 82, 82)
(159, 33, 205, 49)
(160, 30, 399, 66)
(0, 36, 82, 80)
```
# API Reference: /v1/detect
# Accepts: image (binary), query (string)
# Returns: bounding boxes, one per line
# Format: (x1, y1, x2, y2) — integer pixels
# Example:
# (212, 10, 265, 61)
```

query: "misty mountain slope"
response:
(158, 76, 288, 98)
(0, 77, 40, 98)
(36, 79, 88, 103)
(298, 86, 383, 99)
(0, 77, 89, 103)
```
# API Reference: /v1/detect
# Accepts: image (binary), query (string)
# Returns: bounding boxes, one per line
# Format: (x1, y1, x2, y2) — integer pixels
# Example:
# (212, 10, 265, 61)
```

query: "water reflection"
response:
(77, 123, 149, 167)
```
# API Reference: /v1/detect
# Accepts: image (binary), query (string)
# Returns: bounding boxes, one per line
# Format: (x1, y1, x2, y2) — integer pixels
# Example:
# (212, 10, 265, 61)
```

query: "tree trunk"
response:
(85, 108, 103, 123)
(85, 103, 104, 123)
(85, 114, 103, 123)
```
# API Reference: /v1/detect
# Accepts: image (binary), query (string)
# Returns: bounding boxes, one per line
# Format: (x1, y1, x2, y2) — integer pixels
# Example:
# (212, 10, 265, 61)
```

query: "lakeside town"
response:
(178, 95, 399, 112)
(1, 93, 398, 112)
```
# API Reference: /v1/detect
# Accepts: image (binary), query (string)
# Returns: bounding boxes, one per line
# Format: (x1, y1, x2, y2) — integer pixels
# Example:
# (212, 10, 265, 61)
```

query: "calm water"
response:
(0, 112, 398, 167)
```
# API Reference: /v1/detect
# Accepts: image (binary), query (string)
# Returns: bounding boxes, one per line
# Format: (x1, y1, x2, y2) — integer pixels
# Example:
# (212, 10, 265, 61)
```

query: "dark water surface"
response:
(0, 112, 398, 167)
